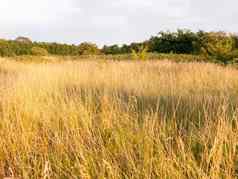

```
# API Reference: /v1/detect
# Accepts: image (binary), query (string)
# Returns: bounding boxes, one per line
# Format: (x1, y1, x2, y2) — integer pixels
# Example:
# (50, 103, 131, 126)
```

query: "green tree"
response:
(78, 42, 100, 55)
(201, 32, 238, 64)
(149, 29, 199, 54)
(102, 45, 121, 54)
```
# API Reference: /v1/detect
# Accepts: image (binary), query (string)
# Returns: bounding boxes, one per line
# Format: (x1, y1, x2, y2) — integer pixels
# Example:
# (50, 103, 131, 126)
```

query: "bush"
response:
(31, 47, 48, 56)
(0, 40, 16, 57)
(78, 42, 100, 55)
(201, 32, 238, 64)
(131, 46, 148, 60)
(0, 47, 16, 57)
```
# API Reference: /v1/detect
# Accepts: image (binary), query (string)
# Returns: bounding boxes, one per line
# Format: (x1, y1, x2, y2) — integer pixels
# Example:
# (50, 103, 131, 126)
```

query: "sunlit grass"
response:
(0, 57, 238, 178)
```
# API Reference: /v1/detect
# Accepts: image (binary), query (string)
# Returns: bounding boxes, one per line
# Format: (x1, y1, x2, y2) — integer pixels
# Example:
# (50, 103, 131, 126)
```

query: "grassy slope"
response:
(0, 57, 238, 178)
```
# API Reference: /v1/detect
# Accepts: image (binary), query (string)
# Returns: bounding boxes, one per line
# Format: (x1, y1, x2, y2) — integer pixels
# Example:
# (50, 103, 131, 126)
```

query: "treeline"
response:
(1, 29, 238, 64)
(0, 37, 100, 57)
(102, 30, 238, 64)
(103, 30, 238, 55)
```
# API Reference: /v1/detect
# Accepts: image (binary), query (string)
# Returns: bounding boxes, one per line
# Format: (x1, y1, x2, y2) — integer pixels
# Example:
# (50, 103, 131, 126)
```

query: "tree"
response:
(231, 34, 238, 48)
(200, 32, 238, 64)
(120, 44, 131, 54)
(149, 29, 199, 54)
(78, 42, 100, 55)
(102, 45, 121, 54)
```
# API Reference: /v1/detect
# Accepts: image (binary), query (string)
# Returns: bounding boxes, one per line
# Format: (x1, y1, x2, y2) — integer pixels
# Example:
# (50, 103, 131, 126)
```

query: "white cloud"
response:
(0, 0, 237, 45)
(0, 0, 79, 24)
(91, 15, 128, 28)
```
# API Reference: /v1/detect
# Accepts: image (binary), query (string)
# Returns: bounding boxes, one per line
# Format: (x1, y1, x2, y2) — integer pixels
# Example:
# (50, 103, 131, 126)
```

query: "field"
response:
(1, 57, 238, 178)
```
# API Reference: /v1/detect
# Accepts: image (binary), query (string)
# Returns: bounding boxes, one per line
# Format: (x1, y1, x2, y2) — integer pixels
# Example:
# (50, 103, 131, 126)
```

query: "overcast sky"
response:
(0, 0, 237, 46)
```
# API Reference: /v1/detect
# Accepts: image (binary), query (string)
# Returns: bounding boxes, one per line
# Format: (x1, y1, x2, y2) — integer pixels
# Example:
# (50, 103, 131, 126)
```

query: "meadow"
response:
(1, 56, 238, 178)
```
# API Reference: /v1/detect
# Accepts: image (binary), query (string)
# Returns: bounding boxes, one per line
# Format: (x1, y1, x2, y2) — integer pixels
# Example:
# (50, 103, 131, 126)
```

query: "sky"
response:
(0, 0, 237, 46)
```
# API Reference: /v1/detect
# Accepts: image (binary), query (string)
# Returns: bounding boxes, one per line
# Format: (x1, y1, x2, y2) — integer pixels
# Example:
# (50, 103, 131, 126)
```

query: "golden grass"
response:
(1, 57, 238, 178)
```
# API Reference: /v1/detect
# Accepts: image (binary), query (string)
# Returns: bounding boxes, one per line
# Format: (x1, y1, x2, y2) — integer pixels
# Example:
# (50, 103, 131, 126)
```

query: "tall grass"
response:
(1, 57, 238, 178)
(9, 53, 207, 63)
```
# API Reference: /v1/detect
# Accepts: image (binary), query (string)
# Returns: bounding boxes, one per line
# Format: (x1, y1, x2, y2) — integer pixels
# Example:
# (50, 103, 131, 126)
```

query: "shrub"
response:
(131, 46, 148, 60)
(31, 47, 48, 56)
(78, 42, 100, 55)
(0, 47, 16, 57)
(0, 40, 16, 57)
(201, 32, 238, 64)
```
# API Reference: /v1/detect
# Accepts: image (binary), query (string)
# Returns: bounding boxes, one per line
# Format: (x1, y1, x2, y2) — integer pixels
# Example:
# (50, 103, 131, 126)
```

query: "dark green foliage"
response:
(101, 29, 238, 64)
(0, 30, 238, 65)
(102, 29, 203, 55)
(148, 29, 199, 54)
(120, 44, 131, 54)
(102, 45, 122, 54)
(102, 42, 147, 55)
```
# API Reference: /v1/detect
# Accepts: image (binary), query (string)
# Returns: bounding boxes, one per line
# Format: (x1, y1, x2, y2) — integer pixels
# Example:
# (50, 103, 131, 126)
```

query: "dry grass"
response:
(1, 57, 238, 178)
